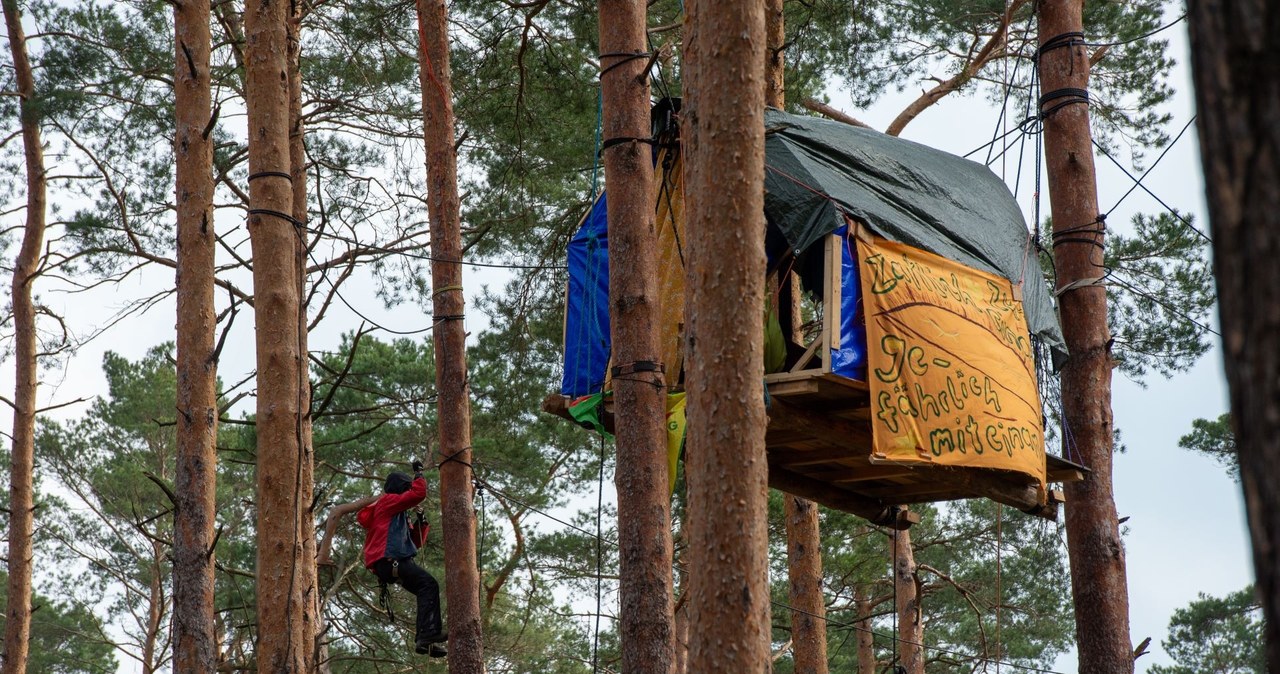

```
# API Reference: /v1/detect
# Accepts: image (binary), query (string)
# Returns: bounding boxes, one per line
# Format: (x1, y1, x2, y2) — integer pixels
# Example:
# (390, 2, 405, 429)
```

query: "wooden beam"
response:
(858, 467, 1057, 520)
(1047, 468, 1086, 483)
(825, 466, 920, 483)
(788, 337, 823, 373)
(767, 398, 874, 454)
(768, 466, 908, 529)
(768, 380, 822, 398)
(768, 444, 872, 468)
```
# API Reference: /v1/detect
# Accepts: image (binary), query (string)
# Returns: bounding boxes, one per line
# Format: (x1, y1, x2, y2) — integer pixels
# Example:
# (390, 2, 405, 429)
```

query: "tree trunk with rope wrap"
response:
(172, 0, 219, 668)
(245, 0, 311, 667)
(285, 6, 322, 671)
(684, 0, 771, 671)
(1038, 1, 1134, 671)
(416, 1, 485, 670)
(1187, 0, 1280, 669)
(599, 1, 677, 671)
(2, 1, 46, 672)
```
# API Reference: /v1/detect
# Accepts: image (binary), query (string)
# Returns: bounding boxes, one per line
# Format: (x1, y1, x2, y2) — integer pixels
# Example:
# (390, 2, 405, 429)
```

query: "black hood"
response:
(384, 471, 413, 494)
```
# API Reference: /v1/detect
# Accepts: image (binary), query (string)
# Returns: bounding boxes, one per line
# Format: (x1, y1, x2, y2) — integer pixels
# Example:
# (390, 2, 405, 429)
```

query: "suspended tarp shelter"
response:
(761, 109, 1066, 366)
(544, 103, 1085, 528)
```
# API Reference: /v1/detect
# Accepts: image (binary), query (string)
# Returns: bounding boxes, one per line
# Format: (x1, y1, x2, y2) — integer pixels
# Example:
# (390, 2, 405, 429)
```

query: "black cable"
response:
(1090, 137, 1211, 244)
(1102, 117, 1200, 223)
(598, 50, 651, 77)
(247, 170, 294, 182)
(1083, 13, 1186, 49)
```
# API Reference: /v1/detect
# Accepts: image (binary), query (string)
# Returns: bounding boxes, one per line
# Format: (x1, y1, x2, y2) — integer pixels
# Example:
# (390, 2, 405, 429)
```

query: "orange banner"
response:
(856, 235, 1045, 486)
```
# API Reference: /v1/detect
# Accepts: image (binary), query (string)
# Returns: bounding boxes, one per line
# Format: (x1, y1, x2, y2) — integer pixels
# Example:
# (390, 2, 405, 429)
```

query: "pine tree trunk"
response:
(2, 1, 46, 672)
(244, 0, 308, 670)
(784, 495, 829, 674)
(172, 0, 219, 669)
(674, 596, 689, 674)
(684, 1, 770, 671)
(1186, 2, 1280, 669)
(285, 7, 321, 672)
(854, 587, 875, 674)
(598, 2, 676, 672)
(1037, 1, 1133, 672)
(893, 528, 923, 674)
(766, 5, 830, 672)
(415, 2, 484, 670)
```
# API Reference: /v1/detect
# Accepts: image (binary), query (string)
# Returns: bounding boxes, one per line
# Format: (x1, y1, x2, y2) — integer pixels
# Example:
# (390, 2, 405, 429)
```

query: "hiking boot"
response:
(428, 643, 447, 658)
(414, 630, 448, 654)
(420, 630, 448, 644)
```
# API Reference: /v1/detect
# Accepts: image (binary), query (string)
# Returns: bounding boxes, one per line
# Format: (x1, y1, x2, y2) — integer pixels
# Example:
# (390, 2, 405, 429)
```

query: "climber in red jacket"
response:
(358, 460, 446, 657)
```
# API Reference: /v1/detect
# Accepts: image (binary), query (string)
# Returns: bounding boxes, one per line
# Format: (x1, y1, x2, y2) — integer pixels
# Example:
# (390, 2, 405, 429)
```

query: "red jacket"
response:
(357, 477, 429, 568)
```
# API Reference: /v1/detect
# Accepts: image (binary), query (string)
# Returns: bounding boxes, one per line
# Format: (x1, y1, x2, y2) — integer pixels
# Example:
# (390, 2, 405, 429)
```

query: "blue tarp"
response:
(831, 225, 868, 378)
(561, 193, 611, 397)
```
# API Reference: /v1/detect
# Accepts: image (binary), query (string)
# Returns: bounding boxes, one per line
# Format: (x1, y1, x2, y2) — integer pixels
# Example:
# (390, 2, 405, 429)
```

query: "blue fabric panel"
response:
(831, 225, 868, 378)
(561, 193, 612, 397)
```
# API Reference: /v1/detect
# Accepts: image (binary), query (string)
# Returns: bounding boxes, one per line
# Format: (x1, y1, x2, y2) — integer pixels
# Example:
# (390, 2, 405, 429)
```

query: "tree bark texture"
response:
(244, 0, 308, 670)
(172, 0, 219, 670)
(893, 528, 923, 674)
(1186, 1, 1280, 669)
(854, 588, 875, 674)
(764, 0, 784, 110)
(285, 8, 321, 672)
(766, 6, 830, 671)
(683, 1, 770, 671)
(674, 595, 689, 674)
(598, 1, 676, 672)
(1038, 1, 1133, 672)
(784, 495, 828, 674)
(2, 2, 46, 673)
(415, 2, 484, 670)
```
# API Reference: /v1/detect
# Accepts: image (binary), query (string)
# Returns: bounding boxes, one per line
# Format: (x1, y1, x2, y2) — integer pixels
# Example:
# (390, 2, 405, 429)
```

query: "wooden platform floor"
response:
(542, 370, 1087, 529)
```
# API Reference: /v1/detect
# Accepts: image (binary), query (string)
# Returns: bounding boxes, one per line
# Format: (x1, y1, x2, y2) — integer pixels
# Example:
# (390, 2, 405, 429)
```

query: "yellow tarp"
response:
(654, 149, 688, 386)
(665, 392, 686, 492)
(600, 149, 687, 395)
(856, 235, 1046, 487)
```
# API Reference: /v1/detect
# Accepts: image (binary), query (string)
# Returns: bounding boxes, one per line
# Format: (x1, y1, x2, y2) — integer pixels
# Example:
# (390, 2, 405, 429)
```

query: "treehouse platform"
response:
(544, 367, 1087, 530)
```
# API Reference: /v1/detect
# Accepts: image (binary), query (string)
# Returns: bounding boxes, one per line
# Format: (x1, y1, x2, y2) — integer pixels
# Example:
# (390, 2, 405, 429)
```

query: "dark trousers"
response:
(372, 557, 443, 640)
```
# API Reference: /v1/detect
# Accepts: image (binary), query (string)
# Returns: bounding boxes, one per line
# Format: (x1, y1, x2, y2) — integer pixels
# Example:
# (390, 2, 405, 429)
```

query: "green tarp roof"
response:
(762, 108, 1067, 365)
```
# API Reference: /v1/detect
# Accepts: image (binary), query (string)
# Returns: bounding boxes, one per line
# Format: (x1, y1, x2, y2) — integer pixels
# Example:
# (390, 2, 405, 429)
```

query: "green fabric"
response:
(567, 393, 611, 437)
(762, 108, 1067, 368)
(764, 301, 786, 374)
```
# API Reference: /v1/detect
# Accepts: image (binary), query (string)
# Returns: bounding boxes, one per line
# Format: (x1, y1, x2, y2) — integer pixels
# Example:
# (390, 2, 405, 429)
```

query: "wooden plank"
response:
(1046, 468, 1086, 483)
(767, 398, 874, 456)
(823, 465, 920, 483)
(816, 372, 869, 393)
(767, 379, 822, 398)
(769, 444, 870, 468)
(789, 336, 823, 373)
(824, 234, 840, 369)
(768, 465, 907, 529)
